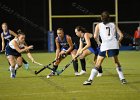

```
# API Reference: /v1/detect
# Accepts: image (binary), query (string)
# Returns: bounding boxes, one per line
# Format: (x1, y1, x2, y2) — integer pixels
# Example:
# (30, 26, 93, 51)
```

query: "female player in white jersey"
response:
(1, 23, 29, 69)
(5, 30, 35, 78)
(83, 11, 127, 85)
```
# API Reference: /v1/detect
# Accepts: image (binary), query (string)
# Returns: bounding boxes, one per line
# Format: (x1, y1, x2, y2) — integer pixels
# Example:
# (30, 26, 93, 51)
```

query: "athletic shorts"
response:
(5, 45, 21, 57)
(61, 46, 77, 55)
(88, 47, 99, 56)
(98, 49, 119, 57)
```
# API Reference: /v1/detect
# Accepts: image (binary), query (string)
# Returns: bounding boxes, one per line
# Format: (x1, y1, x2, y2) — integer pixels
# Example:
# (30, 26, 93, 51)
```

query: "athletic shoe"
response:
(10, 74, 16, 78)
(96, 73, 103, 77)
(46, 71, 55, 78)
(79, 70, 86, 75)
(75, 72, 79, 76)
(121, 79, 127, 84)
(83, 80, 92, 85)
(24, 63, 29, 70)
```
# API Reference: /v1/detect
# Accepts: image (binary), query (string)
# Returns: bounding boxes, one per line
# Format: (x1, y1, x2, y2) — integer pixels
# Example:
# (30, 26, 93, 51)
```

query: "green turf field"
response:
(0, 51, 140, 100)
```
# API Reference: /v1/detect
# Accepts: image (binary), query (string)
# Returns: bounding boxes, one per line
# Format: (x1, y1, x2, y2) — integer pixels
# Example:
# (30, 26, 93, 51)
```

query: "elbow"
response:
(86, 44, 91, 48)
(120, 34, 123, 40)
(94, 35, 97, 39)
(121, 34, 124, 38)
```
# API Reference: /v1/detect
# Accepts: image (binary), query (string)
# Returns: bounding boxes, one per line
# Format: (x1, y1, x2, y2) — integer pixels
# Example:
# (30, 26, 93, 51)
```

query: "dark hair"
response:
(75, 26, 87, 33)
(101, 11, 110, 24)
(17, 29, 25, 36)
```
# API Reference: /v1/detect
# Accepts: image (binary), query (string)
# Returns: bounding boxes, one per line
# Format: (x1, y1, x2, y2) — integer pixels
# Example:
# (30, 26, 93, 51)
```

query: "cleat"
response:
(24, 63, 29, 70)
(97, 73, 103, 77)
(11, 74, 16, 78)
(121, 79, 127, 84)
(46, 71, 55, 78)
(79, 70, 86, 75)
(75, 72, 79, 76)
(83, 80, 92, 85)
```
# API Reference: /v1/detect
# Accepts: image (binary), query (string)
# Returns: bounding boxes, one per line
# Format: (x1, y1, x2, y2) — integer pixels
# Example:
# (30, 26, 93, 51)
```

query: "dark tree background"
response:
(0, 0, 139, 50)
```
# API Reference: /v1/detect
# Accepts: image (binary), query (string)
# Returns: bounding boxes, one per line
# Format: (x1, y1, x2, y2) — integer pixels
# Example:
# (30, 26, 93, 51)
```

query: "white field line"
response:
(0, 90, 138, 97)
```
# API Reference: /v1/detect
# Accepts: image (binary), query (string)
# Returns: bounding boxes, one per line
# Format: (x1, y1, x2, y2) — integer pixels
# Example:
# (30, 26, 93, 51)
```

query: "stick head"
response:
(34, 71, 38, 75)
(55, 70, 62, 75)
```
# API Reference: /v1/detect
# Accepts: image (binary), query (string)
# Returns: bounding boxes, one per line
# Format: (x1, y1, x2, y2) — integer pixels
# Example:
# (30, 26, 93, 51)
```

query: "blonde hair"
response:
(1, 22, 8, 27)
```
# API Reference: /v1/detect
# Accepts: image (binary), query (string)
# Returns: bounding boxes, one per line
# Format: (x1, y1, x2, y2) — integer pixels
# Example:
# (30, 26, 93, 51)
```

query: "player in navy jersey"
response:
(47, 28, 78, 78)
(1, 23, 29, 69)
(1, 23, 17, 51)
(75, 26, 103, 76)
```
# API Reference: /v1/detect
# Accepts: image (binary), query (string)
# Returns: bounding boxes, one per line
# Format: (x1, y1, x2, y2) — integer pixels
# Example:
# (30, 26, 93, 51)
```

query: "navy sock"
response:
(73, 59, 78, 72)
(53, 65, 58, 71)
(98, 66, 103, 73)
(80, 58, 86, 71)
(22, 58, 27, 64)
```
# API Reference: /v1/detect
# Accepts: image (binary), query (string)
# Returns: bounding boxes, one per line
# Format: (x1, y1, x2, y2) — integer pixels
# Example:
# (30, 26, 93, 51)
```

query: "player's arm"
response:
(13, 40, 33, 53)
(94, 24, 100, 40)
(80, 33, 91, 53)
(9, 30, 18, 38)
(93, 24, 101, 46)
(116, 26, 123, 43)
(23, 42, 35, 62)
(65, 35, 73, 54)
(55, 37, 60, 59)
(76, 38, 83, 55)
(1, 33, 5, 52)
(26, 52, 35, 62)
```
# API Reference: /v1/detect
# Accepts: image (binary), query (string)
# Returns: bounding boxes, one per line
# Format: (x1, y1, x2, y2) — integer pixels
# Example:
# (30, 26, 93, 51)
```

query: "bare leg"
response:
(112, 56, 126, 81)
(7, 55, 16, 78)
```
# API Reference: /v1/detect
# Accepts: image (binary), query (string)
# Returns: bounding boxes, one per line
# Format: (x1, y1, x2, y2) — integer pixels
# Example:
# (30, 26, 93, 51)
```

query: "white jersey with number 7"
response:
(98, 22, 119, 52)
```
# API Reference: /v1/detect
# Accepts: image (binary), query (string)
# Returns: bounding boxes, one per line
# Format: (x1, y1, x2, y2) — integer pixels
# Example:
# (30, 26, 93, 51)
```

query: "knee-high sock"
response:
(73, 59, 78, 72)
(15, 64, 19, 70)
(88, 67, 98, 81)
(116, 66, 125, 80)
(98, 66, 103, 73)
(22, 57, 27, 64)
(80, 58, 86, 71)
(10, 66, 15, 75)
(53, 65, 58, 72)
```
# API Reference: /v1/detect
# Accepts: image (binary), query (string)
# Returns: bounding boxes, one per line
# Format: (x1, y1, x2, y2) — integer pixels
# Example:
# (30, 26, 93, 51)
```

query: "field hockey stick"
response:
(34, 57, 62, 75)
(33, 61, 43, 66)
(56, 54, 81, 75)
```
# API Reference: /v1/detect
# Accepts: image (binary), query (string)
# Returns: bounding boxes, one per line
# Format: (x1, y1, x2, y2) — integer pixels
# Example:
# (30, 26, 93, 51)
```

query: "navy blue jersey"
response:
(2, 30, 14, 44)
(80, 33, 98, 49)
(58, 35, 69, 50)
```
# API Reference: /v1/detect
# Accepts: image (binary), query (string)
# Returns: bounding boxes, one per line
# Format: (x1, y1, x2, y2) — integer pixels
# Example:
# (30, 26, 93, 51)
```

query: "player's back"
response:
(80, 33, 98, 49)
(98, 22, 119, 51)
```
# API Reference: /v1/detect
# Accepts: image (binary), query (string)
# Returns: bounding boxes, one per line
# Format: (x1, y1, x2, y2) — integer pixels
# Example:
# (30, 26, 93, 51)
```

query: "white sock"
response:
(15, 64, 19, 70)
(116, 67, 125, 80)
(88, 68, 98, 81)
(10, 66, 15, 76)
